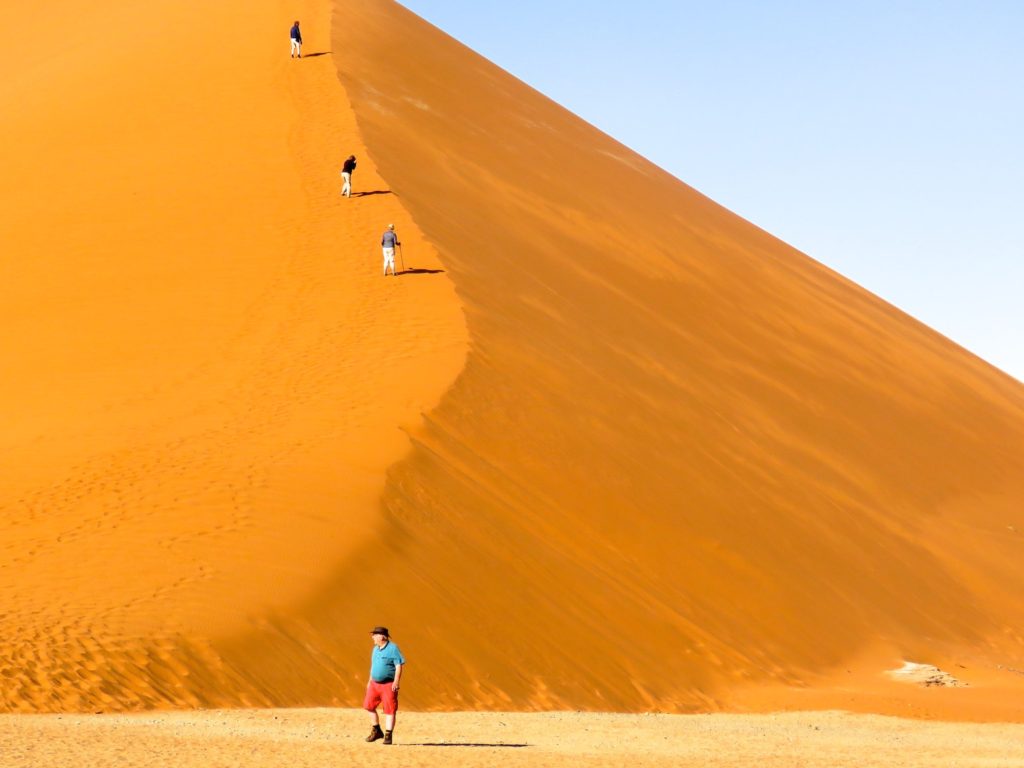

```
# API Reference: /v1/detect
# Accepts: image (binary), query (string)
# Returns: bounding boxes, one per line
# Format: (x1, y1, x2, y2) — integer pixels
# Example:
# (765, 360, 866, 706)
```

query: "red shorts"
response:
(363, 680, 399, 714)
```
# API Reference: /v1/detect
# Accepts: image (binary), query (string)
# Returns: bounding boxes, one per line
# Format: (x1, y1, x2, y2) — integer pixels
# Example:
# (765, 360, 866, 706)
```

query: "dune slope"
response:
(0, 0, 465, 711)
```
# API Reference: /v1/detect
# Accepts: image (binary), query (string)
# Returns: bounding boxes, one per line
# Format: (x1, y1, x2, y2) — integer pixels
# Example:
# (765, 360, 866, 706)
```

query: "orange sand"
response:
(1, 0, 465, 709)
(1, 0, 1023, 724)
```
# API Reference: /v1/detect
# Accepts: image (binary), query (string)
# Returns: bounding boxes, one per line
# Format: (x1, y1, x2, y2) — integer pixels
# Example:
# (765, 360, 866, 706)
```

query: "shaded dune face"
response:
(253, 0, 1024, 712)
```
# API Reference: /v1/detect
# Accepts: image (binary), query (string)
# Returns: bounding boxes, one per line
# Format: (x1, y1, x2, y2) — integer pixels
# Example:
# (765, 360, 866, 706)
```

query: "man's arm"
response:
(392, 663, 404, 692)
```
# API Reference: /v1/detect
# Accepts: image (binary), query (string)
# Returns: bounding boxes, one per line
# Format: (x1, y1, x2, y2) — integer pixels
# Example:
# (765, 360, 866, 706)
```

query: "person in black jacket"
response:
(290, 21, 302, 58)
(341, 155, 357, 197)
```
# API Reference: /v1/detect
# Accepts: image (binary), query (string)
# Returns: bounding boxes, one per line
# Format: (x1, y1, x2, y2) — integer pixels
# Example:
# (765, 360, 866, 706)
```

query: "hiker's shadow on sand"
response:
(399, 268, 445, 276)
(407, 743, 529, 748)
(303, 51, 331, 58)
(352, 190, 393, 197)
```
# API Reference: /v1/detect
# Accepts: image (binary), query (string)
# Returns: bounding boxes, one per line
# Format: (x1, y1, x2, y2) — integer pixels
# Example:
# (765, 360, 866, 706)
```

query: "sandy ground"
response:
(4, 708, 1024, 768)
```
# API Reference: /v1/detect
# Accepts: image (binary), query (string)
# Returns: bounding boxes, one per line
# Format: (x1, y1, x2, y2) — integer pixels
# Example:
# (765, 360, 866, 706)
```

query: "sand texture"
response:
(4, 709, 1024, 768)
(1, 0, 1024, 727)
(1, 0, 465, 710)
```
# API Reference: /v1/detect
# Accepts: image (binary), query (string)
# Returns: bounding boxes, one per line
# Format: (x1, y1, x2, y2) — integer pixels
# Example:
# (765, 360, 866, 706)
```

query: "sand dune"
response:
(1, 0, 464, 710)
(1, 0, 1023, 721)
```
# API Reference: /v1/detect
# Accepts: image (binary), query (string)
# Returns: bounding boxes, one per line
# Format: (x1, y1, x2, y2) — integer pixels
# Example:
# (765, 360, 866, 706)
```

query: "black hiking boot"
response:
(366, 725, 384, 742)
(383, 730, 393, 745)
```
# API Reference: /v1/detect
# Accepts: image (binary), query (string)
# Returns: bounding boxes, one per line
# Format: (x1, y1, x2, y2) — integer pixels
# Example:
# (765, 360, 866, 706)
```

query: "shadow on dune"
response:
(302, 51, 332, 58)
(351, 189, 393, 197)
(398, 267, 445, 275)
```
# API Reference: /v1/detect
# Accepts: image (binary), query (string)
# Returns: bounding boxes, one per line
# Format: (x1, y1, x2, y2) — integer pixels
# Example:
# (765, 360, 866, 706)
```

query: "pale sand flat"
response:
(4, 709, 1024, 768)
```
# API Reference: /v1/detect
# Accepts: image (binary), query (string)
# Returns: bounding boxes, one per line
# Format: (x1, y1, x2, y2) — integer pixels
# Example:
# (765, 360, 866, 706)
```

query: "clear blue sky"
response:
(398, 1, 1023, 382)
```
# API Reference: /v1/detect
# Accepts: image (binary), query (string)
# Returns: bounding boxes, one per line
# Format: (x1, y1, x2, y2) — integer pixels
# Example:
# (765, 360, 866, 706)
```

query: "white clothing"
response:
(341, 171, 352, 197)
(291, 39, 302, 56)
(382, 247, 396, 276)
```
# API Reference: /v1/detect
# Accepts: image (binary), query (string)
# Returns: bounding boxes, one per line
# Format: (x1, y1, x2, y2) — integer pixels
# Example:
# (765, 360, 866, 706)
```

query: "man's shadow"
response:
(352, 190, 394, 198)
(398, 268, 445, 276)
(406, 743, 528, 748)
(302, 51, 331, 58)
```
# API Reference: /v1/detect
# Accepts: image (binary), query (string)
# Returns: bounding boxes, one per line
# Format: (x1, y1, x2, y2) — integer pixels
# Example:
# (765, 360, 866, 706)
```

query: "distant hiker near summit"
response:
(341, 155, 356, 197)
(289, 21, 302, 58)
(381, 224, 400, 276)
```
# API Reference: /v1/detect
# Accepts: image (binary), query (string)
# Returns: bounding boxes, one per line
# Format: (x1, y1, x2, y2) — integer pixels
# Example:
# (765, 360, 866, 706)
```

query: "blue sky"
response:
(398, 1, 1023, 382)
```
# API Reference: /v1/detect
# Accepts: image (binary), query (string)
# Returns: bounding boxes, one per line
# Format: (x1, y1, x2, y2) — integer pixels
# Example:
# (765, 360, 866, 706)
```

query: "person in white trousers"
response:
(381, 224, 399, 276)
(290, 21, 302, 58)
(341, 155, 356, 197)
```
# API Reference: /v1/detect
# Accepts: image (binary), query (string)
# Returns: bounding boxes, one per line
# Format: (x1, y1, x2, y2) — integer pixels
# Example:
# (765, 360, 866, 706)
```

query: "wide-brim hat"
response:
(370, 626, 390, 637)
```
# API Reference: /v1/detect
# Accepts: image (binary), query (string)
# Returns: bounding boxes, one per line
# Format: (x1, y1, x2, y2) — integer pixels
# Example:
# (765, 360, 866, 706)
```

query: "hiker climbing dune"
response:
(341, 155, 357, 197)
(381, 224, 401, 276)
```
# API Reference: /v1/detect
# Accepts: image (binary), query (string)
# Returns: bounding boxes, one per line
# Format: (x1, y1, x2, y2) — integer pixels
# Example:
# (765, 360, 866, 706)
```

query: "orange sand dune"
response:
(0, 0, 465, 710)
(2, 0, 1024, 718)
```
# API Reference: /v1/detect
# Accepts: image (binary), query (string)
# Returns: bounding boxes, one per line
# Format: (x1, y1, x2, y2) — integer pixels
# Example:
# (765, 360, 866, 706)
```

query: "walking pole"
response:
(397, 242, 406, 274)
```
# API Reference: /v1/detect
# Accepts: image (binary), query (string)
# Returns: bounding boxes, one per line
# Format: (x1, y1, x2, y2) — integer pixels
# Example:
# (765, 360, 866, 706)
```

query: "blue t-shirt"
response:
(290, 24, 302, 42)
(381, 231, 398, 248)
(371, 641, 405, 682)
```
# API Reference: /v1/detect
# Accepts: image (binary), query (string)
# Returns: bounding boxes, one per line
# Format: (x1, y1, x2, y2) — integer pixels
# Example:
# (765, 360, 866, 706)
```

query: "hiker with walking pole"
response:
(381, 224, 400, 276)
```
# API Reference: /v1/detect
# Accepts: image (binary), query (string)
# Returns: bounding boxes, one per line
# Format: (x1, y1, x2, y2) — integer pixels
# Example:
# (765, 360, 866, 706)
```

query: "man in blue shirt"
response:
(363, 626, 405, 745)
(290, 21, 302, 58)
